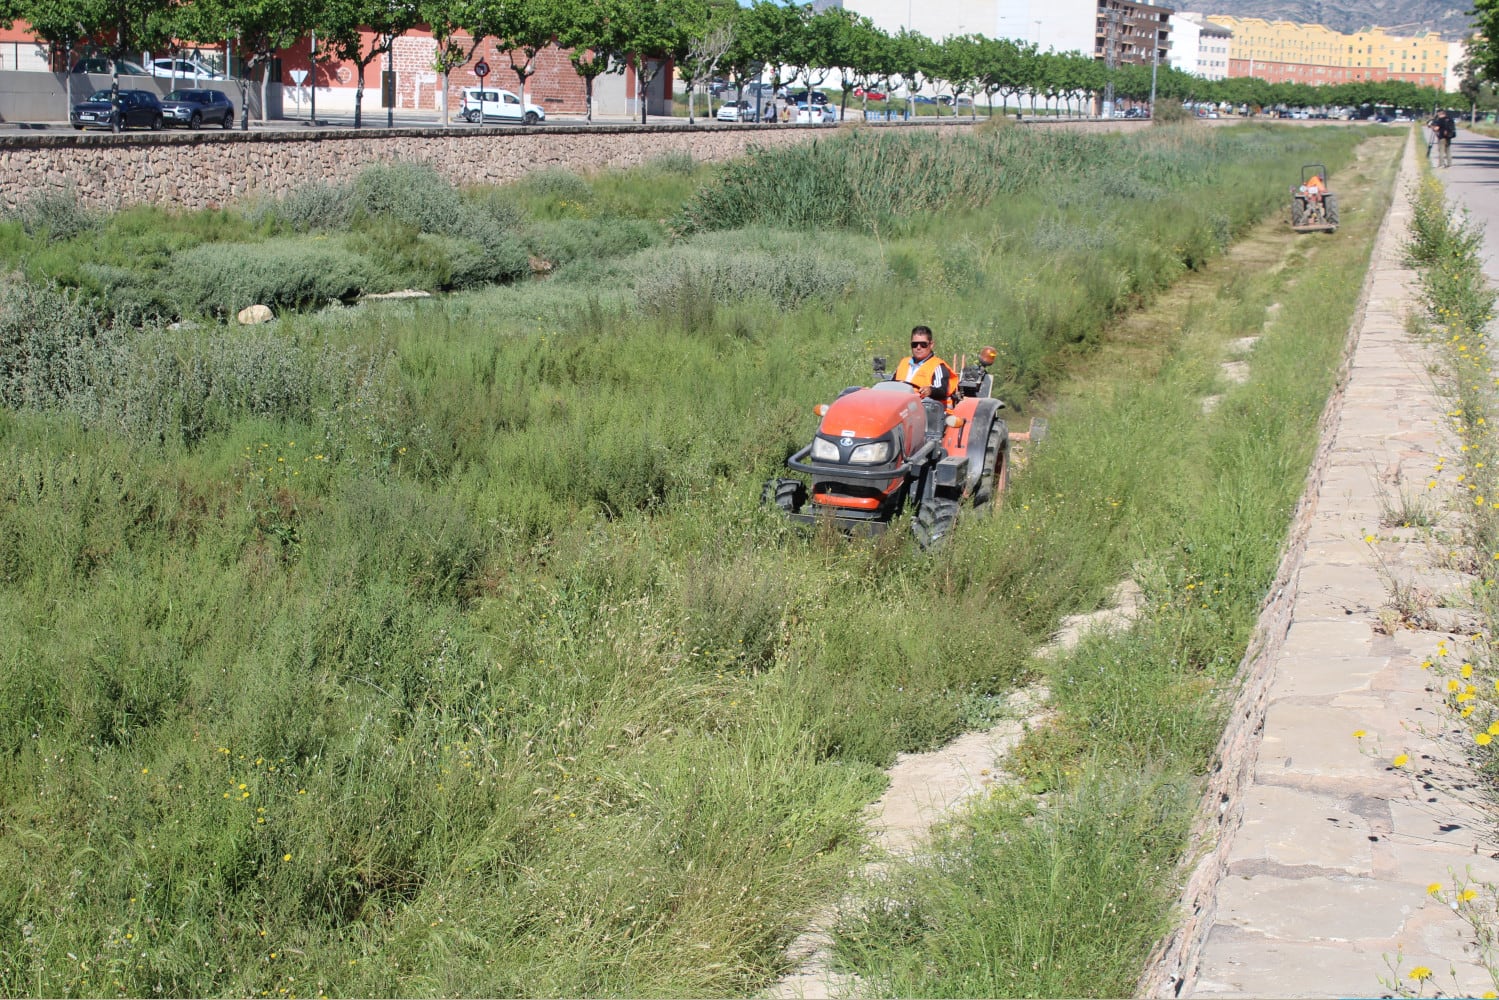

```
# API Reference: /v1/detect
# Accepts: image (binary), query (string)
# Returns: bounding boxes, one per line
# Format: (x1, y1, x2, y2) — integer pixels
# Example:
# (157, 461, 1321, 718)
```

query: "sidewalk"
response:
(1140, 129, 1499, 998)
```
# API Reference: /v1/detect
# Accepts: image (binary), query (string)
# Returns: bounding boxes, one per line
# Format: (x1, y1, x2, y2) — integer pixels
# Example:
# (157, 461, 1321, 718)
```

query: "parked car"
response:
(70, 57, 148, 75)
(789, 90, 828, 106)
(70, 88, 163, 130)
(716, 100, 759, 123)
(1124, 107, 1148, 119)
(161, 88, 234, 128)
(853, 87, 886, 100)
(458, 87, 545, 124)
(794, 101, 837, 124)
(908, 94, 936, 105)
(150, 57, 225, 80)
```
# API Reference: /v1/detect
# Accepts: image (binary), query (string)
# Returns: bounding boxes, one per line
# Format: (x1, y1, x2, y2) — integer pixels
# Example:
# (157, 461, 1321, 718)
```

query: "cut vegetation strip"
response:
(827, 132, 1403, 998)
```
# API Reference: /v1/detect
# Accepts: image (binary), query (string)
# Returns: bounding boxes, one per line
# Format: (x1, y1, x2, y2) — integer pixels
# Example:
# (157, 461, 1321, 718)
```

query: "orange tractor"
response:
(762, 348, 1043, 547)
(1290, 164, 1339, 233)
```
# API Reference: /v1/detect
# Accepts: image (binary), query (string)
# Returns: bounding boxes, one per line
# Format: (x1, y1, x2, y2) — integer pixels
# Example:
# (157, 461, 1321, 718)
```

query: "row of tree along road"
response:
(0, 0, 1456, 130)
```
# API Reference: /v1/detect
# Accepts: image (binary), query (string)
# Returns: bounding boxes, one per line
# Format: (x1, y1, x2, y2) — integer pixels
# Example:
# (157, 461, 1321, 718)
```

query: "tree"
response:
(676, 0, 730, 123)
(888, 28, 927, 116)
(14, 0, 94, 113)
(422, 0, 471, 125)
(782, 4, 837, 118)
(605, 0, 683, 124)
(491, 0, 569, 121)
(317, 0, 422, 128)
(1471, 1, 1499, 86)
(181, 0, 310, 128)
(22, 0, 170, 127)
(823, 9, 880, 119)
(556, 0, 618, 124)
(731, 1, 799, 119)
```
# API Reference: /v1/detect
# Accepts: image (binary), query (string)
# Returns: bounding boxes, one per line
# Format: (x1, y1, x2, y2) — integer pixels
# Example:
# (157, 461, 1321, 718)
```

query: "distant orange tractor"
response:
(1291, 164, 1339, 233)
(763, 347, 1044, 548)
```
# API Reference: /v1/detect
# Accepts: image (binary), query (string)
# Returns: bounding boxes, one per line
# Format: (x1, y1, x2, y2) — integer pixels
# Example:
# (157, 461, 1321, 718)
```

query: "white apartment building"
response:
(1170, 11, 1229, 79)
(842, 0, 1098, 57)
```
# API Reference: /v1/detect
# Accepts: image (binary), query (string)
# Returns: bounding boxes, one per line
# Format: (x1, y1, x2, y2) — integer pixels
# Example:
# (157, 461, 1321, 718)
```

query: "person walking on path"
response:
(1429, 109, 1456, 168)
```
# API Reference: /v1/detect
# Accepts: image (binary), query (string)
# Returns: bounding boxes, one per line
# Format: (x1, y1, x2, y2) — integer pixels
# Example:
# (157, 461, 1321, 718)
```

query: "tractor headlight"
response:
(811, 437, 840, 462)
(848, 441, 891, 465)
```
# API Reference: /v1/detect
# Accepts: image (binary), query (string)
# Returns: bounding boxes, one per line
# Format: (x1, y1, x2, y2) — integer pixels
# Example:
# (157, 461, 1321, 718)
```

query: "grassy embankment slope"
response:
(0, 122, 1391, 996)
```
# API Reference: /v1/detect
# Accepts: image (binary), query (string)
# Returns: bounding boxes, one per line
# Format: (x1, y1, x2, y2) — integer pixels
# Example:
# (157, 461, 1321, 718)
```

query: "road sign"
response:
(474, 59, 489, 79)
(290, 69, 307, 86)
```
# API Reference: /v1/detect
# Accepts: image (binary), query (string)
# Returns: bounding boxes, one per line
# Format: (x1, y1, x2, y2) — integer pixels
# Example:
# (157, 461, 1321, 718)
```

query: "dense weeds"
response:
(0, 124, 1391, 997)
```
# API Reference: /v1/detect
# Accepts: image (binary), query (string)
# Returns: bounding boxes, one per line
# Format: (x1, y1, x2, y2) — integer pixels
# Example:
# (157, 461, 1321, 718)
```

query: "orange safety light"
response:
(979, 346, 998, 365)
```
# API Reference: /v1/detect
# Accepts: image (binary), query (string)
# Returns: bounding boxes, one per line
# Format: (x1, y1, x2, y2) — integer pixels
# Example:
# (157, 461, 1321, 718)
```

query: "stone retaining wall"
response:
(0, 117, 1148, 213)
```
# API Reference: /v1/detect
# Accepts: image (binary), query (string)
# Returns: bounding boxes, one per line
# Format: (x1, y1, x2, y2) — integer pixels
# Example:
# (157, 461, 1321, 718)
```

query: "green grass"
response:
(828, 135, 1400, 997)
(0, 124, 1395, 996)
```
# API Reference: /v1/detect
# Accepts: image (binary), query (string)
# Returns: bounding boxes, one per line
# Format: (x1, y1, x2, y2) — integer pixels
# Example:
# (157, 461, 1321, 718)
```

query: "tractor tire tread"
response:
(912, 494, 961, 549)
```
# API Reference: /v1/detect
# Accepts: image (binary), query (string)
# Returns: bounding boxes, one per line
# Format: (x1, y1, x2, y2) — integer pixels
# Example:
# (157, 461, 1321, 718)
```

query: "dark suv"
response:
(161, 89, 235, 128)
(789, 90, 828, 106)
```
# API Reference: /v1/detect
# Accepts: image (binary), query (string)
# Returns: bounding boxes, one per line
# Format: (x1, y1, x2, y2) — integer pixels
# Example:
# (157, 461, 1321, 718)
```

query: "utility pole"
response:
(1102, 3, 1120, 117)
(1149, 12, 1160, 114)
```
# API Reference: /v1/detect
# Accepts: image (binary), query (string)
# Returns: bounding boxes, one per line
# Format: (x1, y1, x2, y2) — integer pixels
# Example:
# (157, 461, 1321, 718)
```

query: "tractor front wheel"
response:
(762, 477, 806, 515)
(912, 493, 960, 549)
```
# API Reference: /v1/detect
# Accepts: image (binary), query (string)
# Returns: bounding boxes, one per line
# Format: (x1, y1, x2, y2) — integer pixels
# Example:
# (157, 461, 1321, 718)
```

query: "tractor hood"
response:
(818, 383, 924, 442)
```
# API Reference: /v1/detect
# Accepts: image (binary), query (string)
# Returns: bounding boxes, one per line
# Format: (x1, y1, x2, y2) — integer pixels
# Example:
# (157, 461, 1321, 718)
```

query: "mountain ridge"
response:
(1170, 0, 1471, 39)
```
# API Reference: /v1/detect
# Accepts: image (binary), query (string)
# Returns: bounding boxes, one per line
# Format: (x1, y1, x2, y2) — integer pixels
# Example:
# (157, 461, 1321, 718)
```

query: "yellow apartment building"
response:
(1205, 15, 1446, 88)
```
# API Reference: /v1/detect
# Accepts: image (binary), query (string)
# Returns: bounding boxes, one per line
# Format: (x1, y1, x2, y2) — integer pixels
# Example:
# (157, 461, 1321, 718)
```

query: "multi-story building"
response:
(1097, 0, 1172, 68)
(1170, 11, 1230, 79)
(843, 0, 1170, 68)
(1205, 15, 1447, 88)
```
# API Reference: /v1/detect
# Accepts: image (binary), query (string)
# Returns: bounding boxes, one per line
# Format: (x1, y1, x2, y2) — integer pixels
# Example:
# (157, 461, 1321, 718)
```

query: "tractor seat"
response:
(923, 398, 946, 442)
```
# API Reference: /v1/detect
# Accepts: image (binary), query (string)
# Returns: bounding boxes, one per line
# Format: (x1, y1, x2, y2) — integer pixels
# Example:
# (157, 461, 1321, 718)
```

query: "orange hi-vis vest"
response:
(895, 354, 956, 400)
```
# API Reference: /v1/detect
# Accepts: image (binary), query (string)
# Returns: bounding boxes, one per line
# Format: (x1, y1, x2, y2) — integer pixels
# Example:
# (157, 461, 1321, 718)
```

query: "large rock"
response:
(237, 304, 274, 325)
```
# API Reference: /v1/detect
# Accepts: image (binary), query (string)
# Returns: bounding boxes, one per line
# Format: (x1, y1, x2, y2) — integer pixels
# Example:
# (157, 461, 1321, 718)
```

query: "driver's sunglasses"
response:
(911, 341, 931, 348)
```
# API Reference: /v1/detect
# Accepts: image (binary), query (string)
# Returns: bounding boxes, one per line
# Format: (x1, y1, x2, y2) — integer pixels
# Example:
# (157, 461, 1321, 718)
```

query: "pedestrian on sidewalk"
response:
(1429, 109, 1456, 168)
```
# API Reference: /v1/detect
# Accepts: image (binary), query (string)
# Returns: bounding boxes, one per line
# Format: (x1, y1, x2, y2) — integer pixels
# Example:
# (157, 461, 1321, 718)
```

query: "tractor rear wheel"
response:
(912, 493, 960, 549)
(1290, 197, 1306, 226)
(762, 477, 806, 515)
(1324, 193, 1339, 228)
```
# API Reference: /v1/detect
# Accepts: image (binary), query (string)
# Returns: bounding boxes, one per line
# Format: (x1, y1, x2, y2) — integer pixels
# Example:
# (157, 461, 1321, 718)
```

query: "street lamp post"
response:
(1149, 20, 1159, 114)
(309, 31, 317, 125)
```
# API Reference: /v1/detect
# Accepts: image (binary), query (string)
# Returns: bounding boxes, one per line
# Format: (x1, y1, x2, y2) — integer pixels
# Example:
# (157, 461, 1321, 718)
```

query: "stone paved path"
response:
(1144, 129, 1499, 999)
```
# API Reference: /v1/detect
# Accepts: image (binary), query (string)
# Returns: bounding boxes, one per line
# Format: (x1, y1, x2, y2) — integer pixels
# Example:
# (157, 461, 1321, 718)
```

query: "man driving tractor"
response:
(894, 325, 958, 404)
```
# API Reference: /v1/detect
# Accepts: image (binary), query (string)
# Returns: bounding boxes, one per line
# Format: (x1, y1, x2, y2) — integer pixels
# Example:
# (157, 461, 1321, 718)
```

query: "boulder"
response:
(237, 304, 274, 325)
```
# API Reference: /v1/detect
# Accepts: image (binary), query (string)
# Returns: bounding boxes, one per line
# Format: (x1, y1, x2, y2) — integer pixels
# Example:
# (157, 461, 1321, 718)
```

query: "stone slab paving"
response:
(1143, 133, 1499, 998)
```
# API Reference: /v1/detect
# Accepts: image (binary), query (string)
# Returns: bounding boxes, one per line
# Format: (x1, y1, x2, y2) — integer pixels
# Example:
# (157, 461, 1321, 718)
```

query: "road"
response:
(1437, 125, 1499, 283)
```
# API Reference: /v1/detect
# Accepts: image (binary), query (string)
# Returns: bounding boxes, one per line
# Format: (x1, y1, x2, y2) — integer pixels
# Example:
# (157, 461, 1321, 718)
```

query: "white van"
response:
(459, 87, 546, 125)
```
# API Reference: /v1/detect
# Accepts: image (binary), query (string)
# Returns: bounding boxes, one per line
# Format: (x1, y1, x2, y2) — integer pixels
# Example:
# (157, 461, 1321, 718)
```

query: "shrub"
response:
(168, 238, 373, 316)
(0, 274, 120, 418)
(1151, 98, 1192, 124)
(633, 243, 863, 314)
(4, 188, 100, 241)
(248, 182, 354, 233)
(521, 168, 595, 203)
(351, 161, 468, 235)
(528, 217, 658, 268)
